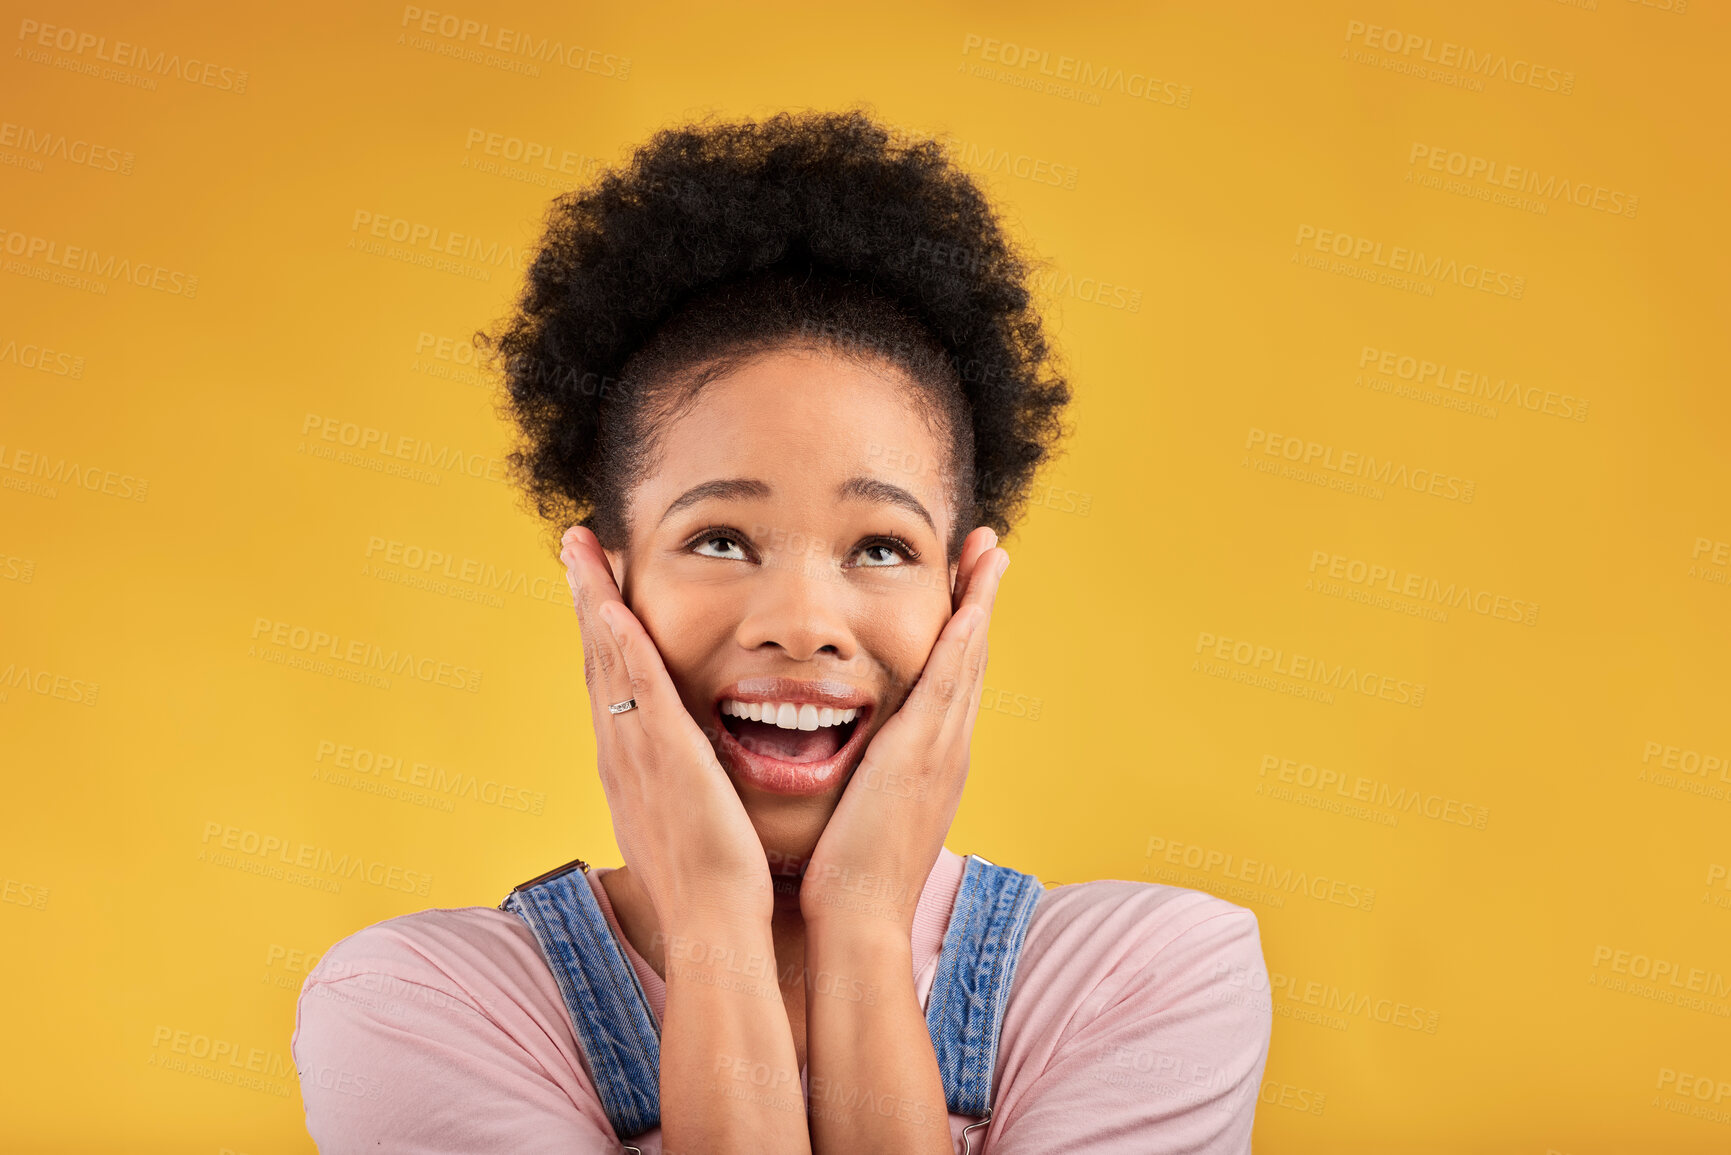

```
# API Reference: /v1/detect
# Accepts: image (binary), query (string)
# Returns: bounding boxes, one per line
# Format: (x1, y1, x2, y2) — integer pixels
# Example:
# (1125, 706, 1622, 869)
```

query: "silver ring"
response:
(607, 698, 638, 715)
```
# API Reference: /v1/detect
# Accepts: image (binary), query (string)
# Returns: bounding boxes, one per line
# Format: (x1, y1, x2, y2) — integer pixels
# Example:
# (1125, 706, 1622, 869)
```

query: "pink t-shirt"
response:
(291, 846, 1272, 1153)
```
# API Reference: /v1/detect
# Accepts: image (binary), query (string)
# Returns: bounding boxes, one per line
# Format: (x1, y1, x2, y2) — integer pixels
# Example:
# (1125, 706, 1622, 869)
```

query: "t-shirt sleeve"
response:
(988, 889, 1274, 1154)
(290, 913, 621, 1155)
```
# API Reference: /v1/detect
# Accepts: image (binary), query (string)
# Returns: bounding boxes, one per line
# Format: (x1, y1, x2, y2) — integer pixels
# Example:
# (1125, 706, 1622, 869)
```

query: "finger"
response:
(594, 597, 681, 718)
(566, 532, 704, 751)
(935, 547, 1010, 722)
(563, 526, 624, 631)
(562, 527, 637, 721)
(902, 598, 988, 722)
(952, 526, 998, 611)
(956, 545, 1010, 623)
(887, 546, 1010, 725)
(594, 596, 726, 762)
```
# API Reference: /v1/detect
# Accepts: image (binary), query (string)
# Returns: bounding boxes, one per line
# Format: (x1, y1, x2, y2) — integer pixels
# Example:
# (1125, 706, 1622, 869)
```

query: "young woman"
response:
(292, 107, 1272, 1154)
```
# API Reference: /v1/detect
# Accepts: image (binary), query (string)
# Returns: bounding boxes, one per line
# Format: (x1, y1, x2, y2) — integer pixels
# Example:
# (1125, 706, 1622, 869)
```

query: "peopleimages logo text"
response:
(1294, 225, 1524, 298)
(1343, 20, 1574, 94)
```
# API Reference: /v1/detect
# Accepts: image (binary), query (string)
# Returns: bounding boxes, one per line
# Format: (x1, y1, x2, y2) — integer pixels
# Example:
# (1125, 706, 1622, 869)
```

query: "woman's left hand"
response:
(799, 525, 1010, 935)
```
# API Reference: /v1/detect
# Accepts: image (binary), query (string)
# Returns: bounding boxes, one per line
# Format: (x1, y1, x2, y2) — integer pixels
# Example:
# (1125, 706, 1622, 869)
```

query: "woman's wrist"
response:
(653, 876, 775, 937)
(801, 900, 918, 964)
(799, 857, 926, 938)
(657, 904, 775, 956)
(661, 924, 785, 1002)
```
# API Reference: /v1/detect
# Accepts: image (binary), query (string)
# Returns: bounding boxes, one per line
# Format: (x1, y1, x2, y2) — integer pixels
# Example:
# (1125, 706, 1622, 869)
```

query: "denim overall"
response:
(500, 853, 1045, 1154)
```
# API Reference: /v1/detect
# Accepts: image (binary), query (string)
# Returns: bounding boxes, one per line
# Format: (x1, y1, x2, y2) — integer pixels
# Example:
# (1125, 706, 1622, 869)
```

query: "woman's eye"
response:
(854, 541, 908, 567)
(693, 535, 749, 560)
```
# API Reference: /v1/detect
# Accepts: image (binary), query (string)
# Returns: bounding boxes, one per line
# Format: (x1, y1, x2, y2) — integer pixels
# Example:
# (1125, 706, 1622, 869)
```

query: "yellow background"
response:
(3, 0, 1727, 1150)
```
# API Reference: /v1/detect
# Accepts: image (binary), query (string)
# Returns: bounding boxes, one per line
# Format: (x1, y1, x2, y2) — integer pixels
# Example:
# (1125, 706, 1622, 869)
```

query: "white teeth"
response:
(720, 699, 860, 730)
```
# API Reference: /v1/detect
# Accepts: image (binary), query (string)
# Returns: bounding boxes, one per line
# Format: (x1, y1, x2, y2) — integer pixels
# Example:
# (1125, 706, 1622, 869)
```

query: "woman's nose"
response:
(733, 556, 857, 662)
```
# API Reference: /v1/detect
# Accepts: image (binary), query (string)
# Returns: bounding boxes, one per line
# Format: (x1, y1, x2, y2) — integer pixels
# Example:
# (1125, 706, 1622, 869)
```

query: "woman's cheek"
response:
(633, 583, 727, 677)
(864, 609, 949, 698)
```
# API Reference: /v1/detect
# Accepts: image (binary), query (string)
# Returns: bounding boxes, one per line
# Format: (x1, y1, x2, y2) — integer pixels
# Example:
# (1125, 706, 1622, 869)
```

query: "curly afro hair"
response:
(480, 105, 1072, 562)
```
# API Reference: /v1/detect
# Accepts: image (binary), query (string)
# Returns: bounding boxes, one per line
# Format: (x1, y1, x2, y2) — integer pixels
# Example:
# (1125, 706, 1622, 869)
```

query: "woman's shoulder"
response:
(986, 876, 1273, 1149)
(1011, 875, 1271, 1023)
(1026, 875, 1264, 960)
(295, 902, 571, 1040)
(307, 903, 544, 987)
(311, 900, 536, 969)
(292, 903, 619, 1150)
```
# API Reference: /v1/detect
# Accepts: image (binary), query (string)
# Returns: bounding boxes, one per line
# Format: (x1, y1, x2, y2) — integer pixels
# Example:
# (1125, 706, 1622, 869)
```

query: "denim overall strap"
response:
(499, 858, 661, 1140)
(924, 853, 1045, 1119)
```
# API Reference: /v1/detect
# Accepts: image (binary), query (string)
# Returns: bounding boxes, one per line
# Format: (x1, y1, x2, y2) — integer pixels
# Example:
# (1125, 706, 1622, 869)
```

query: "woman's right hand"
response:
(567, 526, 811, 1154)
(561, 525, 773, 930)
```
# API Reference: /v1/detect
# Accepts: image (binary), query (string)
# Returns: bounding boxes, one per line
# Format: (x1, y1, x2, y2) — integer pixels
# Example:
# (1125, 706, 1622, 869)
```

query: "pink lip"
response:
(711, 678, 875, 797)
(718, 676, 874, 710)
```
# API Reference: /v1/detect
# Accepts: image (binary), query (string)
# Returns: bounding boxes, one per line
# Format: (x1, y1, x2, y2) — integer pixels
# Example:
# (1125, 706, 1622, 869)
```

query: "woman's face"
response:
(604, 346, 960, 881)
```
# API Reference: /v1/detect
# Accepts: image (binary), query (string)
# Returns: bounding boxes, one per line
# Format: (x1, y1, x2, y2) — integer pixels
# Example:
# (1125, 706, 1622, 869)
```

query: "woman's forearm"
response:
(659, 914, 811, 1154)
(804, 917, 952, 1155)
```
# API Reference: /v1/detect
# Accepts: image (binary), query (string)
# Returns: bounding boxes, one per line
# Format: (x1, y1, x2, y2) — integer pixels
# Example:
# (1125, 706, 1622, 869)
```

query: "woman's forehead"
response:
(665, 352, 948, 478)
(636, 350, 954, 525)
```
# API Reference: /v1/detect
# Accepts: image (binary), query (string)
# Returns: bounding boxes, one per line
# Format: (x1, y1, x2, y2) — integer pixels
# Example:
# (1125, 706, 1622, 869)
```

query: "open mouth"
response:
(719, 700, 861, 763)
(713, 695, 872, 796)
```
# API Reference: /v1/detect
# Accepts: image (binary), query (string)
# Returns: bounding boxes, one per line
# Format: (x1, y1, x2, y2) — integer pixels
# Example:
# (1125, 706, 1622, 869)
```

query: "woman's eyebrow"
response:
(837, 476, 935, 533)
(659, 477, 771, 526)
